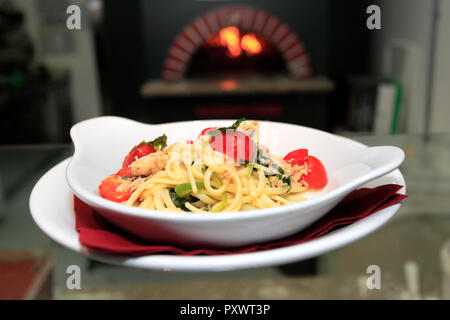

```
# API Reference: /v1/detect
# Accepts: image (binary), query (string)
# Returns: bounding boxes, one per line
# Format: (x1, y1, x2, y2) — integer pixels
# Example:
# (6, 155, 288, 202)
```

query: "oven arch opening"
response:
(163, 6, 312, 81)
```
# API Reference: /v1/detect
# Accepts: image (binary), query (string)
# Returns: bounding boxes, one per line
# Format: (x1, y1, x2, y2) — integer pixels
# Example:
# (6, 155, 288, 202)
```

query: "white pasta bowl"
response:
(66, 116, 405, 248)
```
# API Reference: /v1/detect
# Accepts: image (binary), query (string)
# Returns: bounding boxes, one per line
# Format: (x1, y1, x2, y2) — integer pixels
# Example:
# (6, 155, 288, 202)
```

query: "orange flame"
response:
(219, 26, 241, 57)
(241, 33, 262, 55)
(211, 27, 264, 57)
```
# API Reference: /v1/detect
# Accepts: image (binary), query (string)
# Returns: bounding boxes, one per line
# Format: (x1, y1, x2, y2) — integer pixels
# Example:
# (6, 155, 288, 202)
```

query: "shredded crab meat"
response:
(130, 150, 168, 176)
(116, 176, 147, 193)
(268, 176, 285, 188)
(281, 160, 308, 184)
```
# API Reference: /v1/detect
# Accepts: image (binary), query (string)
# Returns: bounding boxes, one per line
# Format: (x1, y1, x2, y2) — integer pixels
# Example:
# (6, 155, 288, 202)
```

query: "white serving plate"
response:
(65, 117, 405, 248)
(29, 158, 405, 272)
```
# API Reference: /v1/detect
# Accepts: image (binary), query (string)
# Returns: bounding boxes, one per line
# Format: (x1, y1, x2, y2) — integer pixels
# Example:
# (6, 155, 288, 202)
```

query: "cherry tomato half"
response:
(209, 131, 256, 163)
(283, 148, 308, 166)
(303, 156, 327, 190)
(284, 149, 327, 190)
(117, 167, 132, 177)
(98, 174, 133, 202)
(122, 143, 156, 168)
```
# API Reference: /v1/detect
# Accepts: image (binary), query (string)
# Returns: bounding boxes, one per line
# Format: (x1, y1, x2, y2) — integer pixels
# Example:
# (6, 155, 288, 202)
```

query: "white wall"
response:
(13, 0, 102, 123)
(371, 0, 435, 134)
(430, 0, 450, 133)
(372, 0, 450, 134)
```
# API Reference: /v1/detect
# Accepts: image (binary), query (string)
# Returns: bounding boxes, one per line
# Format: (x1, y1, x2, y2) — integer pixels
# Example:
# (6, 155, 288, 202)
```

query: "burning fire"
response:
(241, 33, 262, 55)
(216, 26, 263, 58)
(219, 26, 241, 57)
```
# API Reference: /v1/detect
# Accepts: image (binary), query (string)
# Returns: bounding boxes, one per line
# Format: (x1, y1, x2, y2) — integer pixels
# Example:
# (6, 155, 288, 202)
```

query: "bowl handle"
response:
(363, 146, 405, 172)
(346, 146, 405, 190)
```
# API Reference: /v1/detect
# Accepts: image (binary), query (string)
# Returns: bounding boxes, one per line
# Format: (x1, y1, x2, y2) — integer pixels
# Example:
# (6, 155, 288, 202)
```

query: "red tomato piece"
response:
(117, 167, 132, 177)
(122, 143, 156, 168)
(303, 156, 327, 190)
(198, 127, 218, 138)
(209, 131, 256, 163)
(98, 174, 133, 202)
(283, 149, 309, 166)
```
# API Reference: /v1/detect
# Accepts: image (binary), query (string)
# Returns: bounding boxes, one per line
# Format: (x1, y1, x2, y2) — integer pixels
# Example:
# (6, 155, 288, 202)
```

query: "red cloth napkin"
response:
(74, 184, 407, 256)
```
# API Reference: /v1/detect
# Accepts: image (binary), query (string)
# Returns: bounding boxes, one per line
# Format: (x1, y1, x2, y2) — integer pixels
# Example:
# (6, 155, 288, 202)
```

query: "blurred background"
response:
(1, 0, 450, 300)
(1, 0, 449, 145)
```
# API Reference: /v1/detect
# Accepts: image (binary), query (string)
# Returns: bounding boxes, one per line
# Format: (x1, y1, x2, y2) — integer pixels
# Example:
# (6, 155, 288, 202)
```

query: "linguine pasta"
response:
(98, 119, 326, 213)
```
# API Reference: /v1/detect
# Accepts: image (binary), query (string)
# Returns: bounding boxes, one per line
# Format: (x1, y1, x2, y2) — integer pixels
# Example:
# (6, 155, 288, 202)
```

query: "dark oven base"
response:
(140, 93, 331, 131)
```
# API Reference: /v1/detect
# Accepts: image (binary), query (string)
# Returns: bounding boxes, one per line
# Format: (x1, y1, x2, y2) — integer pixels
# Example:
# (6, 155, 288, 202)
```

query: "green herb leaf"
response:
(282, 175, 292, 193)
(175, 182, 205, 198)
(207, 117, 247, 136)
(169, 188, 192, 212)
(211, 192, 228, 213)
(229, 117, 247, 130)
(148, 134, 167, 150)
(121, 175, 147, 181)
